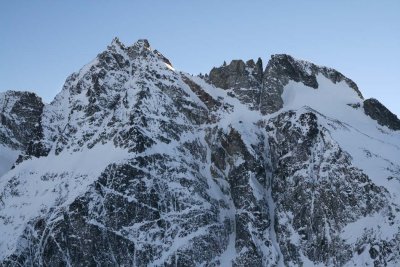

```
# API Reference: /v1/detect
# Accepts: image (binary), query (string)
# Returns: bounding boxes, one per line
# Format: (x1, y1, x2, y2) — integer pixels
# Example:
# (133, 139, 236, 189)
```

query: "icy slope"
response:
(0, 39, 400, 266)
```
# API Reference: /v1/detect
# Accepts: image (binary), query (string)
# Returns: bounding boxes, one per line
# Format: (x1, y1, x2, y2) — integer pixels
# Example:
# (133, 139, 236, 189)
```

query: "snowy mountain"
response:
(1, 38, 400, 266)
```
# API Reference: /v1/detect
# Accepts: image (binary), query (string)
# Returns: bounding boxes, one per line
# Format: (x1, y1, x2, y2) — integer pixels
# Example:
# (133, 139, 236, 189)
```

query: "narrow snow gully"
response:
(203, 130, 238, 266)
(263, 131, 285, 266)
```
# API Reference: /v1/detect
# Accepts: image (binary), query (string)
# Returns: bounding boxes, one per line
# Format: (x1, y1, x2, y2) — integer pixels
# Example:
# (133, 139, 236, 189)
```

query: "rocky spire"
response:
(109, 37, 125, 49)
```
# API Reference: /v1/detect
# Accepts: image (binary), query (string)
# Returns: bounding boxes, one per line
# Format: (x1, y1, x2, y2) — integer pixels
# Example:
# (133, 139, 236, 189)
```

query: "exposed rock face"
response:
(209, 58, 263, 90)
(267, 110, 391, 266)
(208, 58, 263, 110)
(0, 91, 44, 150)
(363, 98, 400, 130)
(209, 54, 363, 115)
(1, 38, 400, 267)
(0, 91, 44, 175)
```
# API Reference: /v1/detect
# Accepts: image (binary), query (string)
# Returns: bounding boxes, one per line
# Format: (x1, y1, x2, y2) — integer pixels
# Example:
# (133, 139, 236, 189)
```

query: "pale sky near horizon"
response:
(1, 1, 399, 116)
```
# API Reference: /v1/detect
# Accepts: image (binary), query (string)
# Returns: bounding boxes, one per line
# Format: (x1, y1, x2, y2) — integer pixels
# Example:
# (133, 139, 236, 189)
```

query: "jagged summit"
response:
(64, 38, 361, 112)
(59, 38, 175, 97)
(108, 38, 168, 63)
(209, 53, 363, 99)
(1, 38, 400, 266)
(109, 37, 150, 50)
(208, 53, 364, 115)
(134, 38, 151, 49)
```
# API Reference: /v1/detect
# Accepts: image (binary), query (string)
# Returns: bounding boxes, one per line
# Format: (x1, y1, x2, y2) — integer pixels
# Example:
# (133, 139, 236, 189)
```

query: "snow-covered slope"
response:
(0, 39, 399, 266)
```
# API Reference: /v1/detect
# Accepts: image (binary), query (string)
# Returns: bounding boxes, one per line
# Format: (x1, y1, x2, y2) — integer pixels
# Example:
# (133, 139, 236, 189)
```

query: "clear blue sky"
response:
(1, 1, 399, 116)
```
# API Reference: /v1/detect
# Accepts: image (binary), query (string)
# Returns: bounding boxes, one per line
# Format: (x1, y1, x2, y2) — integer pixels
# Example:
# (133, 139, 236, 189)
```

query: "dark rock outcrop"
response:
(209, 58, 263, 90)
(0, 91, 44, 150)
(208, 58, 263, 110)
(363, 98, 400, 131)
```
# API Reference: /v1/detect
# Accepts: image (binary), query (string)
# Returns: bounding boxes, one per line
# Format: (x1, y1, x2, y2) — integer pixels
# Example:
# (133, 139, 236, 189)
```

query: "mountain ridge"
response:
(0, 38, 400, 266)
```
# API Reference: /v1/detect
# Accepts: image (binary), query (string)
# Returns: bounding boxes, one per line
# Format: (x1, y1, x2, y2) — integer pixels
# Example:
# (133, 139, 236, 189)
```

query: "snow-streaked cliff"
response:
(1, 39, 399, 266)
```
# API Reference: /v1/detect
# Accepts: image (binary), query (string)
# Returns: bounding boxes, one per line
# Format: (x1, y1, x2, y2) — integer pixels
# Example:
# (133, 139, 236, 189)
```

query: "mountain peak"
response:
(129, 38, 151, 52)
(207, 53, 364, 115)
(107, 38, 152, 56)
(1, 38, 400, 267)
